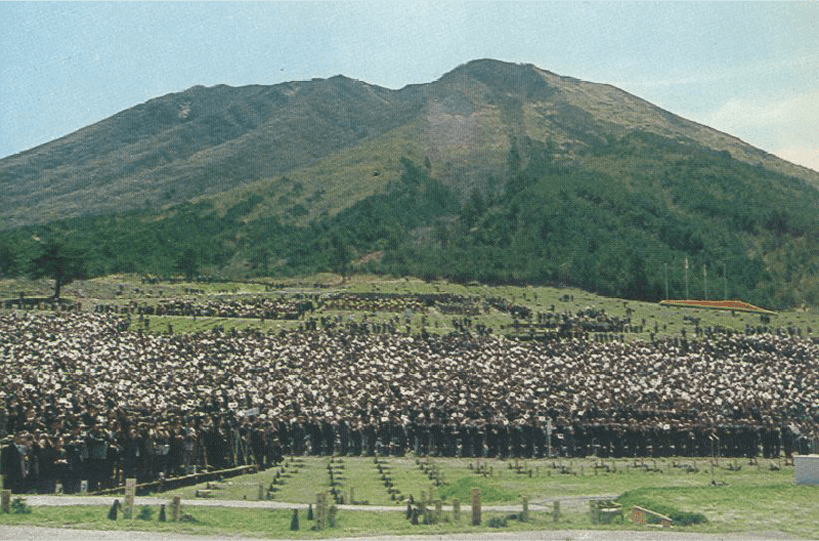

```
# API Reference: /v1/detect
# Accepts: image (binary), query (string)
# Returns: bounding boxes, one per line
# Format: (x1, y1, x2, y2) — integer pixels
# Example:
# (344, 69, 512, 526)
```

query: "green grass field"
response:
(0, 504, 575, 539)
(1, 457, 816, 539)
(172, 455, 807, 506)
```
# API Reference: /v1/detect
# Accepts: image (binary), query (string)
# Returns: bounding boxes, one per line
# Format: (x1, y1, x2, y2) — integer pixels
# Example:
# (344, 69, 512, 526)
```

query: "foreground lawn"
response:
(618, 484, 818, 539)
(0, 504, 615, 539)
(2, 457, 816, 539)
(175, 455, 803, 504)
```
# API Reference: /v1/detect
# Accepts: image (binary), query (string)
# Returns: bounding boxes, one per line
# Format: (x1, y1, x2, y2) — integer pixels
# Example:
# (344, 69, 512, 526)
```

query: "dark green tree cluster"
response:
(0, 229, 87, 299)
(379, 136, 819, 308)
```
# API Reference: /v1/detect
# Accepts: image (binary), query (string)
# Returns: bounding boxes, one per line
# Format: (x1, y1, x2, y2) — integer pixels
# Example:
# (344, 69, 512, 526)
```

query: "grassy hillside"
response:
(3, 59, 818, 231)
(3, 135, 819, 309)
(5, 273, 819, 342)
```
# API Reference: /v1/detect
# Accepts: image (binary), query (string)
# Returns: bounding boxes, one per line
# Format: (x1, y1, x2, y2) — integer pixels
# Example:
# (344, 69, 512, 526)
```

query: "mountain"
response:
(2, 59, 819, 308)
(1, 59, 817, 228)
(0, 76, 421, 227)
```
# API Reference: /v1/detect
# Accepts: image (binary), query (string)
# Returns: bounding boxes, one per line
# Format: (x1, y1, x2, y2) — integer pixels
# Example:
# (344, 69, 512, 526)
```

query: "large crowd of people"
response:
(93, 297, 315, 320)
(89, 292, 533, 321)
(0, 308, 816, 494)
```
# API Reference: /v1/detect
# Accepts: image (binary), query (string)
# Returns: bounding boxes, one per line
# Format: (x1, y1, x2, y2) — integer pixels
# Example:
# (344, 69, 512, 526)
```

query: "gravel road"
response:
(21, 493, 618, 512)
(0, 525, 805, 541)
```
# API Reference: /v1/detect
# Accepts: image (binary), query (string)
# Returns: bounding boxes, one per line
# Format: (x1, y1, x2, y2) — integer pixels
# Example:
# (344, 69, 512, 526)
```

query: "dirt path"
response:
(23, 493, 618, 513)
(0, 525, 801, 541)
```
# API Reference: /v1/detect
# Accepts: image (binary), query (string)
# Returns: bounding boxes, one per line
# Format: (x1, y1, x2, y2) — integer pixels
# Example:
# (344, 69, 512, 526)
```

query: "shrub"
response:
(328, 505, 337, 528)
(617, 490, 707, 526)
(136, 505, 154, 521)
(487, 516, 508, 528)
(11, 497, 31, 514)
(668, 510, 708, 526)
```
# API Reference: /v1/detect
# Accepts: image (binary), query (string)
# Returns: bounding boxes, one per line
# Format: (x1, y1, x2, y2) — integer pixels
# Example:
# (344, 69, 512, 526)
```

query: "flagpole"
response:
(703, 264, 708, 300)
(723, 262, 728, 300)
(684, 257, 689, 300)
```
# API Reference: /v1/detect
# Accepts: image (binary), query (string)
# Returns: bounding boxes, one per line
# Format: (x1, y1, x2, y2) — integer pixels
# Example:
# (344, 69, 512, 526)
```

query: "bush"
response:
(668, 510, 708, 526)
(617, 490, 707, 526)
(487, 516, 508, 528)
(11, 497, 32, 514)
(136, 505, 154, 521)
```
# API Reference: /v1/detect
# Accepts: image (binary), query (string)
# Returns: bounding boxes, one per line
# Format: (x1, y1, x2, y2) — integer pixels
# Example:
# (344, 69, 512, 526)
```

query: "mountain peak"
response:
(435, 58, 555, 103)
(441, 58, 539, 83)
(445, 58, 534, 75)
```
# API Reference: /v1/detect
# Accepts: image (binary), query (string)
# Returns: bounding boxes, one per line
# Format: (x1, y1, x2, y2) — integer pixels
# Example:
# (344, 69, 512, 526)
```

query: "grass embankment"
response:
(4, 274, 819, 342)
(659, 299, 777, 315)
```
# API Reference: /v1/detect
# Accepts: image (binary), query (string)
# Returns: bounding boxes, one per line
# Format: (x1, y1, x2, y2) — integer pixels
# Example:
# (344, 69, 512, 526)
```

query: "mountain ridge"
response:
(1, 59, 817, 230)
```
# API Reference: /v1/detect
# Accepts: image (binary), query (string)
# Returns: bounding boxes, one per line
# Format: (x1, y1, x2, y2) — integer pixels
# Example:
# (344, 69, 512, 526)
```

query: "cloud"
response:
(703, 91, 819, 130)
(695, 90, 819, 173)
(775, 148, 819, 174)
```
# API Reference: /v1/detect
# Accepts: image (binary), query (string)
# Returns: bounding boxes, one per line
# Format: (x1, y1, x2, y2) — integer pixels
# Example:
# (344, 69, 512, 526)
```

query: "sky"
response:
(1, 1, 818, 171)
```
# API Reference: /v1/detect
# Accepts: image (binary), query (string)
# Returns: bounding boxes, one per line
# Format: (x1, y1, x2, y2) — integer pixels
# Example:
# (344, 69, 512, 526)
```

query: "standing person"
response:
(290, 418, 305, 456)
(86, 426, 110, 491)
(572, 421, 588, 458)
(364, 421, 377, 456)
(63, 427, 85, 493)
(321, 419, 336, 457)
(250, 421, 266, 467)
(168, 424, 184, 476)
(182, 420, 197, 474)
(337, 419, 350, 456)
(22, 432, 39, 493)
(122, 427, 141, 481)
(0, 434, 25, 493)
(35, 434, 59, 493)
(351, 421, 363, 456)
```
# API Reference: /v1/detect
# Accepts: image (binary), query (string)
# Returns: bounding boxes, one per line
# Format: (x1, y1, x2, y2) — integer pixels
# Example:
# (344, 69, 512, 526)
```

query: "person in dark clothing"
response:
(321, 420, 336, 456)
(0, 435, 25, 493)
(122, 428, 141, 481)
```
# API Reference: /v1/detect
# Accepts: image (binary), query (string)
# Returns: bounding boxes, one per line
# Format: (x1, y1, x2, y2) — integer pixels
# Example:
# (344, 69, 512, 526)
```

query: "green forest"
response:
(2, 131, 819, 309)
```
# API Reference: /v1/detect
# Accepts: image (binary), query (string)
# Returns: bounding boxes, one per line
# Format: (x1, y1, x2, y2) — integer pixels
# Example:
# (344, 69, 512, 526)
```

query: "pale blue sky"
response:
(1, 2, 817, 171)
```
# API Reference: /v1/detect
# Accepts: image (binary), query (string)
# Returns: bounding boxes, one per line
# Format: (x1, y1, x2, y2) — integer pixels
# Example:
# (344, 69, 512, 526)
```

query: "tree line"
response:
(2, 132, 818, 309)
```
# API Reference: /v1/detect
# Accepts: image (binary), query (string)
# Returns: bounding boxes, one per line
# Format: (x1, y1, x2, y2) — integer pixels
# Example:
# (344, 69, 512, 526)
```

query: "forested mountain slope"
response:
(1, 60, 818, 308)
